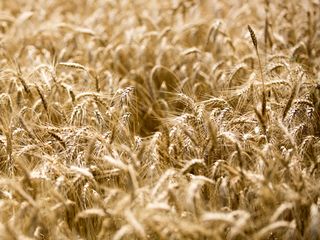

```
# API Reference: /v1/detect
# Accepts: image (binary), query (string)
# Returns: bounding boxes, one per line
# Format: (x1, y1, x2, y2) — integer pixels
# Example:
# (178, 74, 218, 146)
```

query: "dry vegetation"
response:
(0, 0, 319, 239)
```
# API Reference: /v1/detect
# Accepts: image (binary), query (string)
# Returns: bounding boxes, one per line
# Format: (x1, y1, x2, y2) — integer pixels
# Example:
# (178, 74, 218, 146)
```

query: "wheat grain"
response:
(0, 1, 317, 239)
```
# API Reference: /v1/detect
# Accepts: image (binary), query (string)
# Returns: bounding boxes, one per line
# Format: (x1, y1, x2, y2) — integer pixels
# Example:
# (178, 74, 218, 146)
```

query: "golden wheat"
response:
(0, 0, 319, 239)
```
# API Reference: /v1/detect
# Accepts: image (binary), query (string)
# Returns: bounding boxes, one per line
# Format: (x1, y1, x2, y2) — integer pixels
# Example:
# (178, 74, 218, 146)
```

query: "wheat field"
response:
(0, 0, 319, 239)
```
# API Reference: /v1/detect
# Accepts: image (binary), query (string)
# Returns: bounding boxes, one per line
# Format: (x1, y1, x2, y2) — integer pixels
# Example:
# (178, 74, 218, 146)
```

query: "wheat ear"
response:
(248, 25, 266, 118)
